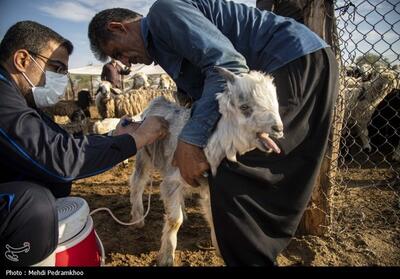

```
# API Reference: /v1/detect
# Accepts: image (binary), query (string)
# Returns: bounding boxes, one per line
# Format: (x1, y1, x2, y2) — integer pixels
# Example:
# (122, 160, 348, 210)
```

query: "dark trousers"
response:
(0, 181, 58, 266)
(209, 48, 339, 266)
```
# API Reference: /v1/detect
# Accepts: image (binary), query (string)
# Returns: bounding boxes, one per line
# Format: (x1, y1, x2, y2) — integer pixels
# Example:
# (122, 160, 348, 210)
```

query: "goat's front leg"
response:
(158, 180, 184, 266)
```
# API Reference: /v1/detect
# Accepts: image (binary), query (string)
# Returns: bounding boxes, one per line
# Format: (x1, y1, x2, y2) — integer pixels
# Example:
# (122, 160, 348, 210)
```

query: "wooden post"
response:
(68, 75, 75, 101)
(257, 0, 343, 235)
(90, 76, 93, 99)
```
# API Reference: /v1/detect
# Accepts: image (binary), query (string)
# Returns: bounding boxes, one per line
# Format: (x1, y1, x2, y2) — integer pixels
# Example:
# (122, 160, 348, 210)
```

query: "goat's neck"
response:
(204, 115, 252, 176)
(366, 75, 394, 108)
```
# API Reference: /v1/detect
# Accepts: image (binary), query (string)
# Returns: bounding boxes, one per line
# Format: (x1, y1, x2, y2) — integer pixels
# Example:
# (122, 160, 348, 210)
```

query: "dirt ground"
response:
(72, 158, 400, 267)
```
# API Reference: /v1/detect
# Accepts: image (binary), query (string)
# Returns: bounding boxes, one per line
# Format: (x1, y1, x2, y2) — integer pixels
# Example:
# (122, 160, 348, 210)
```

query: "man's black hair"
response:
(0, 21, 73, 63)
(88, 8, 142, 62)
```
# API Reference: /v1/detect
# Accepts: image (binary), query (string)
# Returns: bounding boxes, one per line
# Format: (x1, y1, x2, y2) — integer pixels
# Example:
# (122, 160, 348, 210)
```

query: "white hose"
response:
(94, 229, 105, 266)
(89, 186, 153, 225)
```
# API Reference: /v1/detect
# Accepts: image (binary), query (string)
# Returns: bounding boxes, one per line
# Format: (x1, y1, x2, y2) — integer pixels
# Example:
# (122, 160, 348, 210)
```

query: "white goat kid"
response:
(129, 67, 284, 266)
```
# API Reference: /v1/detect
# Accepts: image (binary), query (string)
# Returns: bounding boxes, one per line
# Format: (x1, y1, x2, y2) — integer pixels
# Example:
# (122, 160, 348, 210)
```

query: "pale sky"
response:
(1, 0, 398, 68)
(336, 0, 400, 66)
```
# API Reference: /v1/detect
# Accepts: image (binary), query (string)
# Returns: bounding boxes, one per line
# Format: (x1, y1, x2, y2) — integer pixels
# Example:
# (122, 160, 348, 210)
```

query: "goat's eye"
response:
(240, 104, 250, 111)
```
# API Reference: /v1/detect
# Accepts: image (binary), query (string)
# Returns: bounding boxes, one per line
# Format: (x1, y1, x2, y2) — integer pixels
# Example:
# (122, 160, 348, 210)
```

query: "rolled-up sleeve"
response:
(148, 0, 249, 147)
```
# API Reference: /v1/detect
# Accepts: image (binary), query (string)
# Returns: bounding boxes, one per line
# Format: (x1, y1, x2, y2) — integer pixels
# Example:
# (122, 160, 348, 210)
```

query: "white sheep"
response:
(132, 72, 150, 89)
(147, 74, 175, 90)
(95, 81, 117, 119)
(159, 74, 174, 90)
(344, 67, 400, 152)
(149, 76, 161, 89)
(129, 67, 284, 266)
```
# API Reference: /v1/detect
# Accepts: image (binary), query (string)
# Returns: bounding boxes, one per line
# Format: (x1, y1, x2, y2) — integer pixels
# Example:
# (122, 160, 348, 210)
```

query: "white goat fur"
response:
(129, 68, 283, 266)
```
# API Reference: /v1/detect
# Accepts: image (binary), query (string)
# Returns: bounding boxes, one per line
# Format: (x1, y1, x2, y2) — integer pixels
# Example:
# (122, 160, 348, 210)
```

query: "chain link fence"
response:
(328, 0, 400, 242)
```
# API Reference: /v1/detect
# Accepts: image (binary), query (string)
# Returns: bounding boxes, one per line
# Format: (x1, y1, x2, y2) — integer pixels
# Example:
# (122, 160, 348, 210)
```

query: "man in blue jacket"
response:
(0, 21, 169, 266)
(88, 0, 339, 265)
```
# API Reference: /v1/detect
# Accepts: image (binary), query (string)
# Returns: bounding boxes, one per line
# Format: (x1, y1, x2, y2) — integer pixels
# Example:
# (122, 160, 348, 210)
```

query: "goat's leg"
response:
(359, 126, 372, 153)
(354, 124, 371, 153)
(199, 186, 221, 257)
(181, 198, 188, 221)
(129, 150, 151, 228)
(393, 143, 400, 162)
(158, 180, 184, 266)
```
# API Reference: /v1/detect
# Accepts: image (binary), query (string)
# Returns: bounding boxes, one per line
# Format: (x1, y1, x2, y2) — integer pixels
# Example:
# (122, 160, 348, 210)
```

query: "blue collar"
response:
(140, 17, 149, 50)
(140, 17, 158, 65)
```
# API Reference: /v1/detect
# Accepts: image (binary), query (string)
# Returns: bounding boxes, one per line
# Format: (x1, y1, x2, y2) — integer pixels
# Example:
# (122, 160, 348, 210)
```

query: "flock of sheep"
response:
(342, 63, 400, 161)
(43, 72, 175, 135)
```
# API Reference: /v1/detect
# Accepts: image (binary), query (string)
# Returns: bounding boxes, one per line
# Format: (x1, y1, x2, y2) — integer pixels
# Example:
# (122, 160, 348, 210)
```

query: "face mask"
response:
(21, 55, 68, 108)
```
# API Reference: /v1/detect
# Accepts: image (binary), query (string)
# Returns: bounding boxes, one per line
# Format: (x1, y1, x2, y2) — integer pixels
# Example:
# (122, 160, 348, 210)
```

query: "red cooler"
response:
(55, 197, 102, 266)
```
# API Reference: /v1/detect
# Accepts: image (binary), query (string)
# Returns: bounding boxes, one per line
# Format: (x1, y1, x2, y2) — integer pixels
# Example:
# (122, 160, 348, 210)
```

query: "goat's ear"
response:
(214, 66, 236, 83)
(216, 92, 235, 115)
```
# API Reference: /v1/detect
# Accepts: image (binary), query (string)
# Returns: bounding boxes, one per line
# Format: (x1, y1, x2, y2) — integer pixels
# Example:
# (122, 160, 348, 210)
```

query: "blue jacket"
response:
(143, 0, 328, 147)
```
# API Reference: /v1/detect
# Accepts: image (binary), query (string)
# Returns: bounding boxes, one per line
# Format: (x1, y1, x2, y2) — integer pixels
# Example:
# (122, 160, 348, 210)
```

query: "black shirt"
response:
(0, 66, 136, 197)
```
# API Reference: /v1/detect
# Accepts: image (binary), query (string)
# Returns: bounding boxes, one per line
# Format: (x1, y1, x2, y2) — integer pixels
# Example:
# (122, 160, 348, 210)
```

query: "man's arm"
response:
(118, 65, 131, 76)
(0, 82, 136, 183)
(148, 0, 249, 147)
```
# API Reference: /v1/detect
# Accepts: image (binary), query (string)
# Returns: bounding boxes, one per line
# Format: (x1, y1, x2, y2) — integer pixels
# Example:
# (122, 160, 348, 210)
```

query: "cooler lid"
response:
(56, 197, 90, 244)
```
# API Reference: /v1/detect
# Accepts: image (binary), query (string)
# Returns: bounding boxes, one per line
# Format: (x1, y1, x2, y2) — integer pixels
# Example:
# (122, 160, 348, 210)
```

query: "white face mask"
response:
(22, 55, 68, 108)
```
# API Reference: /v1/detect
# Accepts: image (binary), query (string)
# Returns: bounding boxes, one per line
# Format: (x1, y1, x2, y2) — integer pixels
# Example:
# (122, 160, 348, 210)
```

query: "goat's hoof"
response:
(157, 255, 174, 266)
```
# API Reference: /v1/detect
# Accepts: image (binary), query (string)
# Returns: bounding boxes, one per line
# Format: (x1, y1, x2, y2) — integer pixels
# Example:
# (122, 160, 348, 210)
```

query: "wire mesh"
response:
(329, 0, 400, 239)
